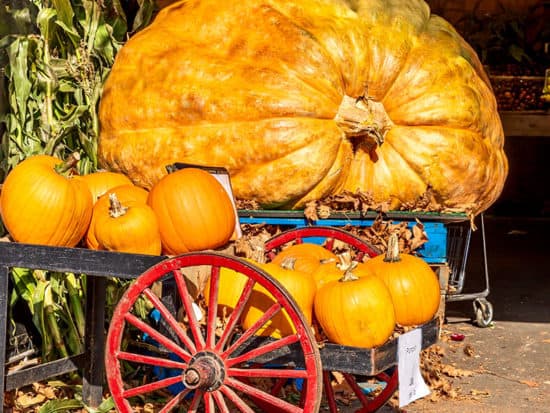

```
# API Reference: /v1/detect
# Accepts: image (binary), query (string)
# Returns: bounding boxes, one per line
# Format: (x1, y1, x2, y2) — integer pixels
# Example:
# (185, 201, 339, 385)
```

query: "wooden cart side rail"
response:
(0, 241, 167, 278)
(0, 242, 168, 408)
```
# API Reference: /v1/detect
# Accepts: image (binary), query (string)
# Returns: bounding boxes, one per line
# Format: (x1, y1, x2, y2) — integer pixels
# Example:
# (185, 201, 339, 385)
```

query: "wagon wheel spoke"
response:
(124, 312, 190, 362)
(215, 277, 255, 352)
(116, 350, 187, 370)
(173, 268, 205, 350)
(226, 334, 300, 367)
(219, 385, 257, 413)
(222, 301, 282, 358)
(228, 366, 309, 380)
(225, 377, 305, 413)
(142, 287, 197, 356)
(122, 375, 184, 399)
(204, 266, 221, 348)
(158, 389, 194, 413)
(212, 390, 231, 413)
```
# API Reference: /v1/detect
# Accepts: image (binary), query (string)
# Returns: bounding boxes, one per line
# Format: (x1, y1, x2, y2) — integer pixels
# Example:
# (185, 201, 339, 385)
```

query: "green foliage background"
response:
(0, 0, 155, 182)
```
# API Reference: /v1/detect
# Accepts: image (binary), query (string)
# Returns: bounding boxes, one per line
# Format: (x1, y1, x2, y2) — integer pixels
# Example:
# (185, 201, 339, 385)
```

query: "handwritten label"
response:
(398, 328, 430, 407)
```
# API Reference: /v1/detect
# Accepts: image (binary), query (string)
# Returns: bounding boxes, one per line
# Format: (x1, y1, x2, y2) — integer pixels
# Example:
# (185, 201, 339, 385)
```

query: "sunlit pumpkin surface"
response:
(98, 0, 508, 215)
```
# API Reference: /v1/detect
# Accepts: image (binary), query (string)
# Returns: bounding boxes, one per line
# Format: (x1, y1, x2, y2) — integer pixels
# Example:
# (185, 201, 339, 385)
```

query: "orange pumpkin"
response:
(98, 0, 507, 215)
(363, 233, 440, 326)
(86, 184, 149, 249)
(147, 168, 236, 254)
(271, 243, 338, 275)
(314, 271, 395, 348)
(241, 261, 316, 338)
(81, 171, 133, 203)
(92, 193, 161, 255)
(0, 154, 92, 247)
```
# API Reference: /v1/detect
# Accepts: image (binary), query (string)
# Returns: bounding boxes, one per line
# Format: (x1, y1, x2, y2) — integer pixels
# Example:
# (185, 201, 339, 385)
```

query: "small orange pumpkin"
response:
(92, 193, 161, 255)
(81, 171, 133, 203)
(363, 233, 440, 326)
(241, 260, 316, 339)
(271, 243, 338, 275)
(86, 184, 149, 249)
(0, 154, 92, 247)
(147, 168, 236, 254)
(314, 271, 395, 348)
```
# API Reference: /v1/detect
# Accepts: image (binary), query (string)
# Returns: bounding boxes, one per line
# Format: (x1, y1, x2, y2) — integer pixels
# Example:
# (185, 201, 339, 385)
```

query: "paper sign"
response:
(398, 328, 430, 407)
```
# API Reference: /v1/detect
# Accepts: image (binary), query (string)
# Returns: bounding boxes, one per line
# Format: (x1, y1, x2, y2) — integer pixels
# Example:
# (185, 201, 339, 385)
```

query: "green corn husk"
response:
(0, 0, 156, 182)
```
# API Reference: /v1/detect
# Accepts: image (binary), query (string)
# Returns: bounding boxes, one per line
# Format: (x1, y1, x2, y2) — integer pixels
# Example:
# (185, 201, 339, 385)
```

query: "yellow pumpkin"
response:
(363, 233, 440, 326)
(241, 261, 316, 339)
(314, 271, 396, 348)
(98, 0, 507, 215)
(0, 154, 92, 247)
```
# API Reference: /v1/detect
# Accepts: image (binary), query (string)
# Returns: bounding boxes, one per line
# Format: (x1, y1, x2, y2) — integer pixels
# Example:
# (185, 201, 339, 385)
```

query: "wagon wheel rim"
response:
(265, 226, 398, 413)
(105, 252, 322, 413)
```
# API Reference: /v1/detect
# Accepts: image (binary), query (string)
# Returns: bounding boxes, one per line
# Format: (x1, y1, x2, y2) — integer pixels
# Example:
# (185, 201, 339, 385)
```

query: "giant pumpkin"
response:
(98, 0, 507, 215)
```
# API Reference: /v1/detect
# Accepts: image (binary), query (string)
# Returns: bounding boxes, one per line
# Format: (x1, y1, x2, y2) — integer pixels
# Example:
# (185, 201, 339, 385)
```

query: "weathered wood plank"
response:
(500, 111, 550, 137)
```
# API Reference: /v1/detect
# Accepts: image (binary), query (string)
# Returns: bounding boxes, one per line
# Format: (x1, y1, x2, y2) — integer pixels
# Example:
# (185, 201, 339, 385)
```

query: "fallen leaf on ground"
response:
(519, 379, 539, 387)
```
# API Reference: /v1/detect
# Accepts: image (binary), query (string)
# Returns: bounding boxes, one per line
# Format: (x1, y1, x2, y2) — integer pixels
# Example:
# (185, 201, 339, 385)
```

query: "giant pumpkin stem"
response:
(108, 193, 128, 218)
(334, 93, 393, 148)
(384, 233, 402, 263)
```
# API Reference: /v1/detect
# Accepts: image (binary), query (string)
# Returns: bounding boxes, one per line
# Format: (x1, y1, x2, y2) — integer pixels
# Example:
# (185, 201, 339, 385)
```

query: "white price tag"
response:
(398, 328, 430, 407)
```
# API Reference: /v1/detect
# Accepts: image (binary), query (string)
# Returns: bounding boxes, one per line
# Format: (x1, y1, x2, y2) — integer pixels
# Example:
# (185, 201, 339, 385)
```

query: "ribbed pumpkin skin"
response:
(99, 0, 507, 214)
(271, 243, 337, 275)
(242, 262, 316, 339)
(93, 196, 162, 255)
(0, 155, 93, 247)
(86, 184, 150, 250)
(314, 274, 395, 348)
(81, 171, 133, 204)
(147, 168, 236, 254)
(364, 253, 441, 326)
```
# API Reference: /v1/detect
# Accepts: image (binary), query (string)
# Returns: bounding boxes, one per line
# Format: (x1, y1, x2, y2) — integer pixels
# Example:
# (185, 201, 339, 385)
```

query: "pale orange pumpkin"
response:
(241, 261, 316, 338)
(0, 154, 92, 247)
(86, 184, 149, 250)
(363, 233, 440, 326)
(314, 271, 395, 348)
(98, 0, 507, 215)
(147, 167, 236, 255)
(81, 171, 133, 203)
(92, 193, 161, 255)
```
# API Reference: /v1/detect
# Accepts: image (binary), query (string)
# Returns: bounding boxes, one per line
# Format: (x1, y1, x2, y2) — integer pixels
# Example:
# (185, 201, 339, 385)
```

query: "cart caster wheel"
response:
(105, 252, 322, 413)
(266, 227, 396, 413)
(473, 297, 493, 328)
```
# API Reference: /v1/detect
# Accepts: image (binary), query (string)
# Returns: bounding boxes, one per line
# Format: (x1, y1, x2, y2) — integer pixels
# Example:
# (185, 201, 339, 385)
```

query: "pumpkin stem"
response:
(280, 256, 298, 271)
(338, 270, 359, 283)
(54, 152, 81, 176)
(334, 94, 393, 147)
(384, 232, 402, 263)
(108, 193, 128, 218)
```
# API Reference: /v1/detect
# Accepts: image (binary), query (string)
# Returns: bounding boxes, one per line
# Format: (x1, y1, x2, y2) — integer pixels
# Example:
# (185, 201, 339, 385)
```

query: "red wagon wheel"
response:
(265, 226, 398, 413)
(105, 252, 322, 413)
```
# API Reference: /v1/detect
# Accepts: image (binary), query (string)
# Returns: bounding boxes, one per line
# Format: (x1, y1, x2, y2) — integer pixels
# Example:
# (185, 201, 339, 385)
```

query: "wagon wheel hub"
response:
(182, 351, 225, 391)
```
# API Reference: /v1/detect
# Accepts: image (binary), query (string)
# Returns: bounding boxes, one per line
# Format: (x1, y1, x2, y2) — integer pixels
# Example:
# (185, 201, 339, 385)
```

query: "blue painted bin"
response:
(237, 210, 469, 265)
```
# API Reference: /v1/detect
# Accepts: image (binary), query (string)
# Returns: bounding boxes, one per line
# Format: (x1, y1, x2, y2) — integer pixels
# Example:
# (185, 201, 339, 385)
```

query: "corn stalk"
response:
(1, 0, 156, 362)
